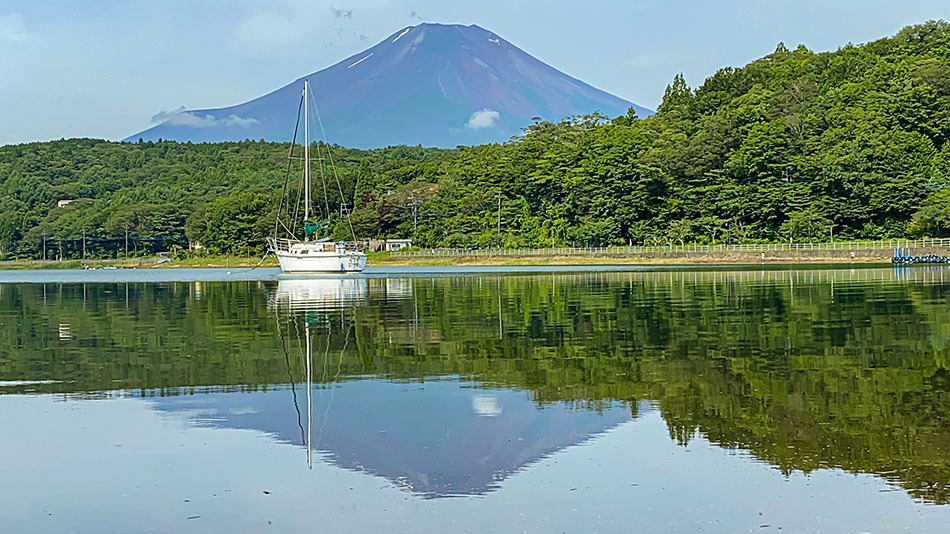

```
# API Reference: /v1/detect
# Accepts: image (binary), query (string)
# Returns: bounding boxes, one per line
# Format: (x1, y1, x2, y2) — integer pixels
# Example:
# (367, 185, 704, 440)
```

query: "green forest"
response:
(2, 21, 950, 258)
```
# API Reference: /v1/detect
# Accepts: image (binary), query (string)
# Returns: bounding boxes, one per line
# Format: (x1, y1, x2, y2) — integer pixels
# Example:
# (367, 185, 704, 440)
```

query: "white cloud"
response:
(151, 106, 187, 123)
(167, 112, 219, 127)
(465, 108, 501, 130)
(228, 407, 260, 415)
(223, 114, 260, 127)
(0, 13, 30, 42)
(164, 111, 259, 128)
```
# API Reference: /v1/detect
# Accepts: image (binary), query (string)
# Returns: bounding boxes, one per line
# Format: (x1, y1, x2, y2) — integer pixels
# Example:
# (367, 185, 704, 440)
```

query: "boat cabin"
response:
(290, 239, 338, 255)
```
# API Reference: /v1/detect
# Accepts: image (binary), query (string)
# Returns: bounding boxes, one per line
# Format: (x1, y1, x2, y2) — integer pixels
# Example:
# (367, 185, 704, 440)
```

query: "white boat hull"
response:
(274, 250, 367, 273)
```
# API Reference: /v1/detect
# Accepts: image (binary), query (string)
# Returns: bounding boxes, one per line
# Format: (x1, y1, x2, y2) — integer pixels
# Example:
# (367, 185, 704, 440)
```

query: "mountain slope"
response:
(126, 23, 650, 148)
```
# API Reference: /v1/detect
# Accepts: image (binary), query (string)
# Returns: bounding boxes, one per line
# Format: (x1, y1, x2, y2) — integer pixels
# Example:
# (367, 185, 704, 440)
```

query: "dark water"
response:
(2, 267, 949, 532)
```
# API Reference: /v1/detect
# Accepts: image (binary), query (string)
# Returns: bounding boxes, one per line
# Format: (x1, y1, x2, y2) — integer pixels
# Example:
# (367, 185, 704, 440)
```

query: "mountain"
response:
(125, 23, 650, 148)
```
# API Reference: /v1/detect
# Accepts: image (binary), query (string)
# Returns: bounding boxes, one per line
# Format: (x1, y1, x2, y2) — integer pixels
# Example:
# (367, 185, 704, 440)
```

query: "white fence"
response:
(392, 238, 950, 258)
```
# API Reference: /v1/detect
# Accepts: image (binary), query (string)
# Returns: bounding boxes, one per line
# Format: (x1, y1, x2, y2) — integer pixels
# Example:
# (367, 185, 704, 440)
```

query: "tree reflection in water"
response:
(0, 267, 948, 502)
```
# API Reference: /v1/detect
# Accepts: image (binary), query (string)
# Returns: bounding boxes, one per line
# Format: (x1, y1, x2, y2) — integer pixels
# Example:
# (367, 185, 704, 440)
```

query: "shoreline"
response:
(369, 255, 891, 267)
(0, 253, 900, 270)
(1, 260, 943, 285)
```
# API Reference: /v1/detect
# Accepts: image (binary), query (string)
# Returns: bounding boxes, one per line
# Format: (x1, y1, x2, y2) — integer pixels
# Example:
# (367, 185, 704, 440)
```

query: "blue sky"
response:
(0, 0, 946, 145)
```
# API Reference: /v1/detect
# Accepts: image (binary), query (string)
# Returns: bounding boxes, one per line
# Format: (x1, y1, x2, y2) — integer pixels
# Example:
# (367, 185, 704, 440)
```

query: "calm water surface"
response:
(1, 267, 949, 533)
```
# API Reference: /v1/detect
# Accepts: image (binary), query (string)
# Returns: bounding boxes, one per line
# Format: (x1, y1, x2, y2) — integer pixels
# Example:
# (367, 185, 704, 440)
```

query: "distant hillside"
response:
(3, 21, 950, 259)
(126, 23, 650, 148)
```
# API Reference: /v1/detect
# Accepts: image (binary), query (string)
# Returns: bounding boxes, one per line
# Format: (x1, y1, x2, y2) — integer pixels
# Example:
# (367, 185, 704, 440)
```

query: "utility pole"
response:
(496, 191, 502, 235)
(82, 229, 86, 260)
(409, 199, 422, 233)
(42, 233, 46, 261)
(125, 226, 129, 259)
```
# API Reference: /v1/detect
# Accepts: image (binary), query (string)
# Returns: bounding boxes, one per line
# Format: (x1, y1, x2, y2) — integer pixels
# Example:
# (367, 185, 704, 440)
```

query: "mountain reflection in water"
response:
(1, 267, 949, 504)
(148, 382, 632, 497)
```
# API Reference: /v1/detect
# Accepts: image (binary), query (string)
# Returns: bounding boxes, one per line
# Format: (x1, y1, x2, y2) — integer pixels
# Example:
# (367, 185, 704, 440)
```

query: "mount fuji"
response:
(126, 23, 650, 148)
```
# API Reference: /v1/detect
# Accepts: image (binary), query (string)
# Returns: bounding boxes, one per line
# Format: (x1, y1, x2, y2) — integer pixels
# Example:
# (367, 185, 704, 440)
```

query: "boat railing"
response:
(268, 237, 365, 254)
(268, 238, 296, 253)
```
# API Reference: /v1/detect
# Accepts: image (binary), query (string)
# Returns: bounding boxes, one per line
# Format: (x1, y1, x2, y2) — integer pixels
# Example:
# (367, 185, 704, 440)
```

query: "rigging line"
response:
(352, 307, 365, 364)
(314, 319, 332, 449)
(290, 148, 304, 234)
(294, 119, 310, 234)
(320, 319, 331, 384)
(334, 321, 352, 384)
(288, 313, 309, 464)
(352, 170, 362, 215)
(305, 93, 332, 221)
(276, 308, 306, 446)
(279, 219, 295, 237)
(287, 173, 302, 240)
(310, 97, 332, 221)
(308, 89, 358, 242)
(226, 251, 271, 274)
(291, 313, 305, 399)
(317, 318, 352, 452)
(274, 94, 305, 240)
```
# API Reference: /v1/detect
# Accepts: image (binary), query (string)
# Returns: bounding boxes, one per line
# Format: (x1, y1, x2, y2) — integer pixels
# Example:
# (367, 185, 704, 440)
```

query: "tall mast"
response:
(303, 80, 310, 226)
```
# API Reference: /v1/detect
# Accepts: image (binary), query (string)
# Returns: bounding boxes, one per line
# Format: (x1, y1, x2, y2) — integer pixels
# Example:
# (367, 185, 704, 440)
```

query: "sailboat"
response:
(267, 80, 367, 273)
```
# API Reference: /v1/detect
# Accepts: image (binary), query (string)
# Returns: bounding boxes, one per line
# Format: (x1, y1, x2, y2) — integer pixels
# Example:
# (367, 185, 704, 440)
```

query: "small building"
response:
(57, 199, 75, 208)
(381, 239, 413, 252)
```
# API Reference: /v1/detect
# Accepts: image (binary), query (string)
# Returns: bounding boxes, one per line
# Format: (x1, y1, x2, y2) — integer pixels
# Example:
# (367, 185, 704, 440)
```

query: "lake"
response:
(1, 266, 949, 532)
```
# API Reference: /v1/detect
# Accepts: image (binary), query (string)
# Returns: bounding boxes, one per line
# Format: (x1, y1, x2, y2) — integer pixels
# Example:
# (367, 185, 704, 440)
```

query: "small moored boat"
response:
(267, 79, 366, 273)
(269, 237, 366, 273)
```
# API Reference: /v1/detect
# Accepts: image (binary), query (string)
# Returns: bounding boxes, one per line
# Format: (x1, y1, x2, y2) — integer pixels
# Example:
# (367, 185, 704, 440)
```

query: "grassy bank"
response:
(0, 255, 280, 270)
(377, 243, 950, 266)
(370, 255, 890, 267)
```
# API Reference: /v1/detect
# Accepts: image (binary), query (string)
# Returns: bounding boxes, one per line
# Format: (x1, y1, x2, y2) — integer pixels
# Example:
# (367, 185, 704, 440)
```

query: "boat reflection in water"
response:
(150, 275, 632, 497)
(269, 277, 368, 312)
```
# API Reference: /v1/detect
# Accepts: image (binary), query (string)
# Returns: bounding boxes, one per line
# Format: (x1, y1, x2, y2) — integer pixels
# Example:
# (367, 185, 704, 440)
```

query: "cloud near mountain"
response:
(465, 109, 500, 130)
(160, 112, 260, 128)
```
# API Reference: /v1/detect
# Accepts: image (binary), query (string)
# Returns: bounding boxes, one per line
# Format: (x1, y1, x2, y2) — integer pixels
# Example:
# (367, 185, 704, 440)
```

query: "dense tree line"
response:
(2, 21, 950, 258)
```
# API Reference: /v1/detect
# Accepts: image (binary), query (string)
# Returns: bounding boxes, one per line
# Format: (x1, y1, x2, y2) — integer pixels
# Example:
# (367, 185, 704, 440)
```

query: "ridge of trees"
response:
(2, 20, 950, 257)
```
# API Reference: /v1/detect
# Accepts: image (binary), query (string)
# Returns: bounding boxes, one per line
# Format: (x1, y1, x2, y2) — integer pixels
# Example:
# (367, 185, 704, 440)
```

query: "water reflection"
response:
(265, 277, 631, 496)
(0, 267, 949, 504)
(148, 382, 632, 497)
(270, 277, 368, 312)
